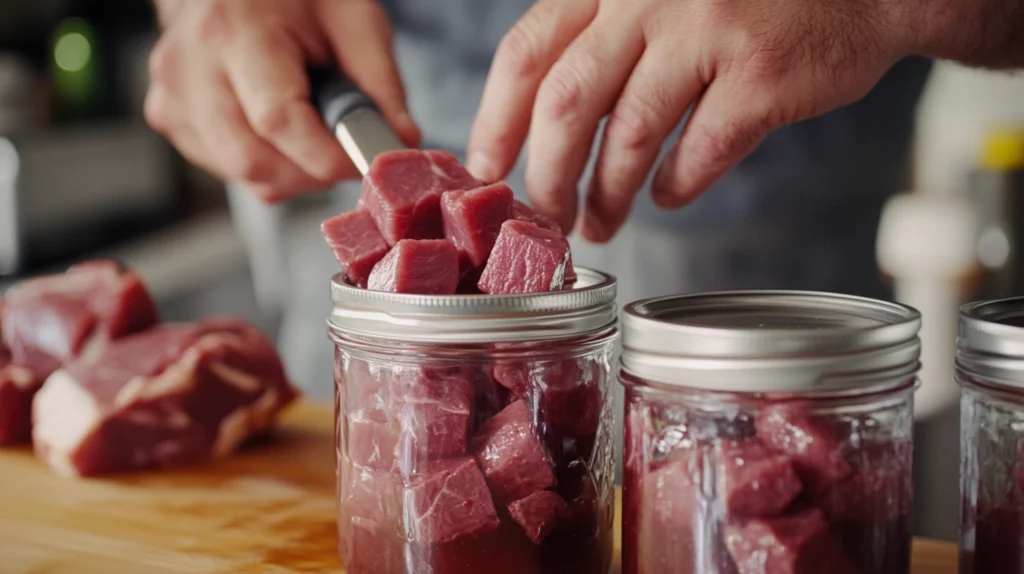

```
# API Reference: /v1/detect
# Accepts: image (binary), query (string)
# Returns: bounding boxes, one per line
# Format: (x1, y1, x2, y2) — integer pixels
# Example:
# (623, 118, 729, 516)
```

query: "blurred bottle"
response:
(970, 128, 1024, 299)
(49, 17, 103, 121)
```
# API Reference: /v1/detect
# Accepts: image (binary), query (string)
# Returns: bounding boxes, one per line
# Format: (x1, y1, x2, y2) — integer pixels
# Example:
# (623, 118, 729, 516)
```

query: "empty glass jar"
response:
(620, 291, 921, 574)
(329, 268, 618, 574)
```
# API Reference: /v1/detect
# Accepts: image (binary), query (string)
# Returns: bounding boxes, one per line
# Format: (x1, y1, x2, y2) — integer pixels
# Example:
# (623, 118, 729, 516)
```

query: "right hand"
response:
(145, 0, 420, 202)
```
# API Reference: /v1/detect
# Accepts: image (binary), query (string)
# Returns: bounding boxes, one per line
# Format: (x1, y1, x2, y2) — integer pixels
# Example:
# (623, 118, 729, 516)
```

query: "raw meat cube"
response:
(345, 359, 390, 421)
(719, 439, 802, 517)
(724, 506, 857, 574)
(636, 451, 700, 574)
(2, 260, 159, 379)
(510, 201, 576, 284)
(362, 150, 481, 245)
(478, 220, 571, 294)
(403, 457, 500, 543)
(472, 399, 555, 502)
(0, 341, 38, 445)
(492, 361, 528, 398)
(508, 490, 570, 544)
(815, 441, 912, 523)
(321, 209, 390, 287)
(645, 450, 699, 530)
(348, 409, 398, 471)
(755, 404, 852, 493)
(32, 319, 298, 477)
(343, 461, 402, 525)
(441, 183, 514, 269)
(368, 239, 460, 295)
(535, 359, 601, 459)
(390, 366, 474, 471)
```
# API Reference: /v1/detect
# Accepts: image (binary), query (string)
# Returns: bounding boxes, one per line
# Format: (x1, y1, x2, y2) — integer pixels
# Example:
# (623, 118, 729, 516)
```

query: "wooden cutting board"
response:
(0, 401, 958, 574)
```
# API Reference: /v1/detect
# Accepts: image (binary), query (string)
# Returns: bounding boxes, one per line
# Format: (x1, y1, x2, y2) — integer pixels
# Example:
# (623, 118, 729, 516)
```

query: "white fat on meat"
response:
(213, 387, 279, 458)
(32, 371, 103, 477)
(1, 364, 36, 390)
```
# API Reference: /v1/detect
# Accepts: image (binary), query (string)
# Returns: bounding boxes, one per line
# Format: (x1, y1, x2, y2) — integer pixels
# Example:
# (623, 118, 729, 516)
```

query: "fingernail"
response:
(467, 152, 498, 182)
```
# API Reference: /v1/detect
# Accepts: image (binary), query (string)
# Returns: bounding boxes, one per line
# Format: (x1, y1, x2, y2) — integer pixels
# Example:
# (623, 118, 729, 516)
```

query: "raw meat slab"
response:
(472, 399, 555, 503)
(32, 319, 297, 477)
(508, 490, 570, 544)
(403, 457, 500, 543)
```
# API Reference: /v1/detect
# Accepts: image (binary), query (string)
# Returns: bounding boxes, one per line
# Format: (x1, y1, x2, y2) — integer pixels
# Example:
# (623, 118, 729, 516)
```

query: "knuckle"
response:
(537, 66, 585, 122)
(250, 102, 294, 138)
(496, 24, 543, 77)
(608, 90, 673, 151)
(195, 0, 236, 42)
(147, 42, 176, 86)
(227, 150, 272, 184)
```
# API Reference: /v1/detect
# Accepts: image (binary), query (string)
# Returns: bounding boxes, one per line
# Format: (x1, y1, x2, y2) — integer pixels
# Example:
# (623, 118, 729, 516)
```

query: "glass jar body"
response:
(958, 373, 1024, 574)
(333, 329, 617, 574)
(621, 375, 916, 574)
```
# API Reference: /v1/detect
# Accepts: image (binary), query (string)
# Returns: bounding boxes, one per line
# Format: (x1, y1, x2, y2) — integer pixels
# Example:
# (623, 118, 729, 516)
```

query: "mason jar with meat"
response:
(957, 297, 1024, 574)
(619, 291, 921, 574)
(328, 268, 618, 574)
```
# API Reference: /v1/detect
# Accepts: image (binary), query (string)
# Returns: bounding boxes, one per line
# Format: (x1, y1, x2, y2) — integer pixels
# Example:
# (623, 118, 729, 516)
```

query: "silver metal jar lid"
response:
(328, 267, 617, 343)
(621, 291, 922, 392)
(957, 297, 1024, 385)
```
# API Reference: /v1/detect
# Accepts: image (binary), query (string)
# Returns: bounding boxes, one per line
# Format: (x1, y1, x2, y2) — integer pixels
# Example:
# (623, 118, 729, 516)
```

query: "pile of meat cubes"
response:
(626, 401, 913, 574)
(337, 355, 609, 574)
(321, 150, 575, 294)
(0, 260, 296, 477)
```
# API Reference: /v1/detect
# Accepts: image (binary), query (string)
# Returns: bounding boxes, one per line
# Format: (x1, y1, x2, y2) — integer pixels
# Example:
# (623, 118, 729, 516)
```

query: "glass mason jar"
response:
(619, 291, 921, 574)
(328, 268, 618, 574)
(957, 297, 1024, 574)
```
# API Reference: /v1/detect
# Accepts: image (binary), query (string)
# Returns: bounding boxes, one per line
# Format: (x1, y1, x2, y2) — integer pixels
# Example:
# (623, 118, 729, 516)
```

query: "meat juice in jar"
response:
(957, 298, 1024, 574)
(619, 292, 922, 574)
(329, 269, 618, 574)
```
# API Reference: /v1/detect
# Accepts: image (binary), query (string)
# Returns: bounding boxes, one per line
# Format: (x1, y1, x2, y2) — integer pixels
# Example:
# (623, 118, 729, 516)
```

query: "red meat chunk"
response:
(508, 490, 570, 544)
(403, 457, 500, 543)
(0, 342, 38, 445)
(755, 404, 852, 494)
(510, 201, 576, 284)
(636, 450, 701, 574)
(478, 220, 572, 294)
(390, 366, 474, 471)
(472, 399, 556, 502)
(2, 260, 159, 380)
(492, 361, 528, 399)
(361, 150, 481, 245)
(321, 209, 390, 288)
(348, 409, 398, 471)
(441, 183, 514, 269)
(724, 506, 857, 574)
(32, 319, 297, 477)
(368, 239, 460, 294)
(343, 460, 402, 525)
(534, 359, 601, 459)
(719, 439, 803, 518)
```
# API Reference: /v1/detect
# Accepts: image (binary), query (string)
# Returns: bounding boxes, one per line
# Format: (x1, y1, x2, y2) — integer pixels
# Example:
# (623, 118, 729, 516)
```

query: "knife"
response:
(309, 66, 406, 176)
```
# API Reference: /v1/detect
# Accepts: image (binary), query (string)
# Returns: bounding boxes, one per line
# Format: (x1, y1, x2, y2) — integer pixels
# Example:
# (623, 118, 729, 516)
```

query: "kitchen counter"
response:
(0, 401, 958, 573)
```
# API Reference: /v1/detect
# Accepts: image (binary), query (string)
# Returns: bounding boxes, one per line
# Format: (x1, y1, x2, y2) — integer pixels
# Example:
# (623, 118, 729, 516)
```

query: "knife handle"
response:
(309, 65, 377, 130)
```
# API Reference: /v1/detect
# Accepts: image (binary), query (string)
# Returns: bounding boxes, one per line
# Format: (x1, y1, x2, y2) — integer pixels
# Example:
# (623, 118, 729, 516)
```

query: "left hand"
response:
(466, 0, 915, 242)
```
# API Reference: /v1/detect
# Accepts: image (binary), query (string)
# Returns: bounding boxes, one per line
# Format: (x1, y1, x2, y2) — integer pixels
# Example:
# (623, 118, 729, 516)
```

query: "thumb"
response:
(316, 0, 421, 148)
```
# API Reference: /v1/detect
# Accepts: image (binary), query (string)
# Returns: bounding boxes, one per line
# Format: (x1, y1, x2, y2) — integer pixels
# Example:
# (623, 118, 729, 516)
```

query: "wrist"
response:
(901, 0, 1024, 67)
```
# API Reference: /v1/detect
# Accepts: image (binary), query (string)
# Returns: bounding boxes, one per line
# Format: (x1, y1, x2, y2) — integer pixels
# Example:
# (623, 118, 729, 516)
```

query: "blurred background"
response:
(0, 0, 1022, 544)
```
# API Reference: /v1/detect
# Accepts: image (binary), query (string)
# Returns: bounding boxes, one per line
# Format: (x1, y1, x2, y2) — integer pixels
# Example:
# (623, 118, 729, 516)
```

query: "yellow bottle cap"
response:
(980, 128, 1024, 171)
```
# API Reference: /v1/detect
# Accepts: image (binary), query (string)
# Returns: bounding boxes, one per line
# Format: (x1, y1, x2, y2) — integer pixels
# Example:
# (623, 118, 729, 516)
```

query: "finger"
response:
(525, 15, 646, 233)
(581, 44, 704, 243)
(318, 0, 421, 148)
(188, 67, 332, 198)
(466, 0, 598, 182)
(222, 26, 356, 182)
(652, 79, 775, 208)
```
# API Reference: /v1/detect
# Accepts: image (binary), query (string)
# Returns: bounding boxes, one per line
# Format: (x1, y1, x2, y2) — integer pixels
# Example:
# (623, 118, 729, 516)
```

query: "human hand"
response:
(467, 0, 914, 241)
(146, 0, 420, 202)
